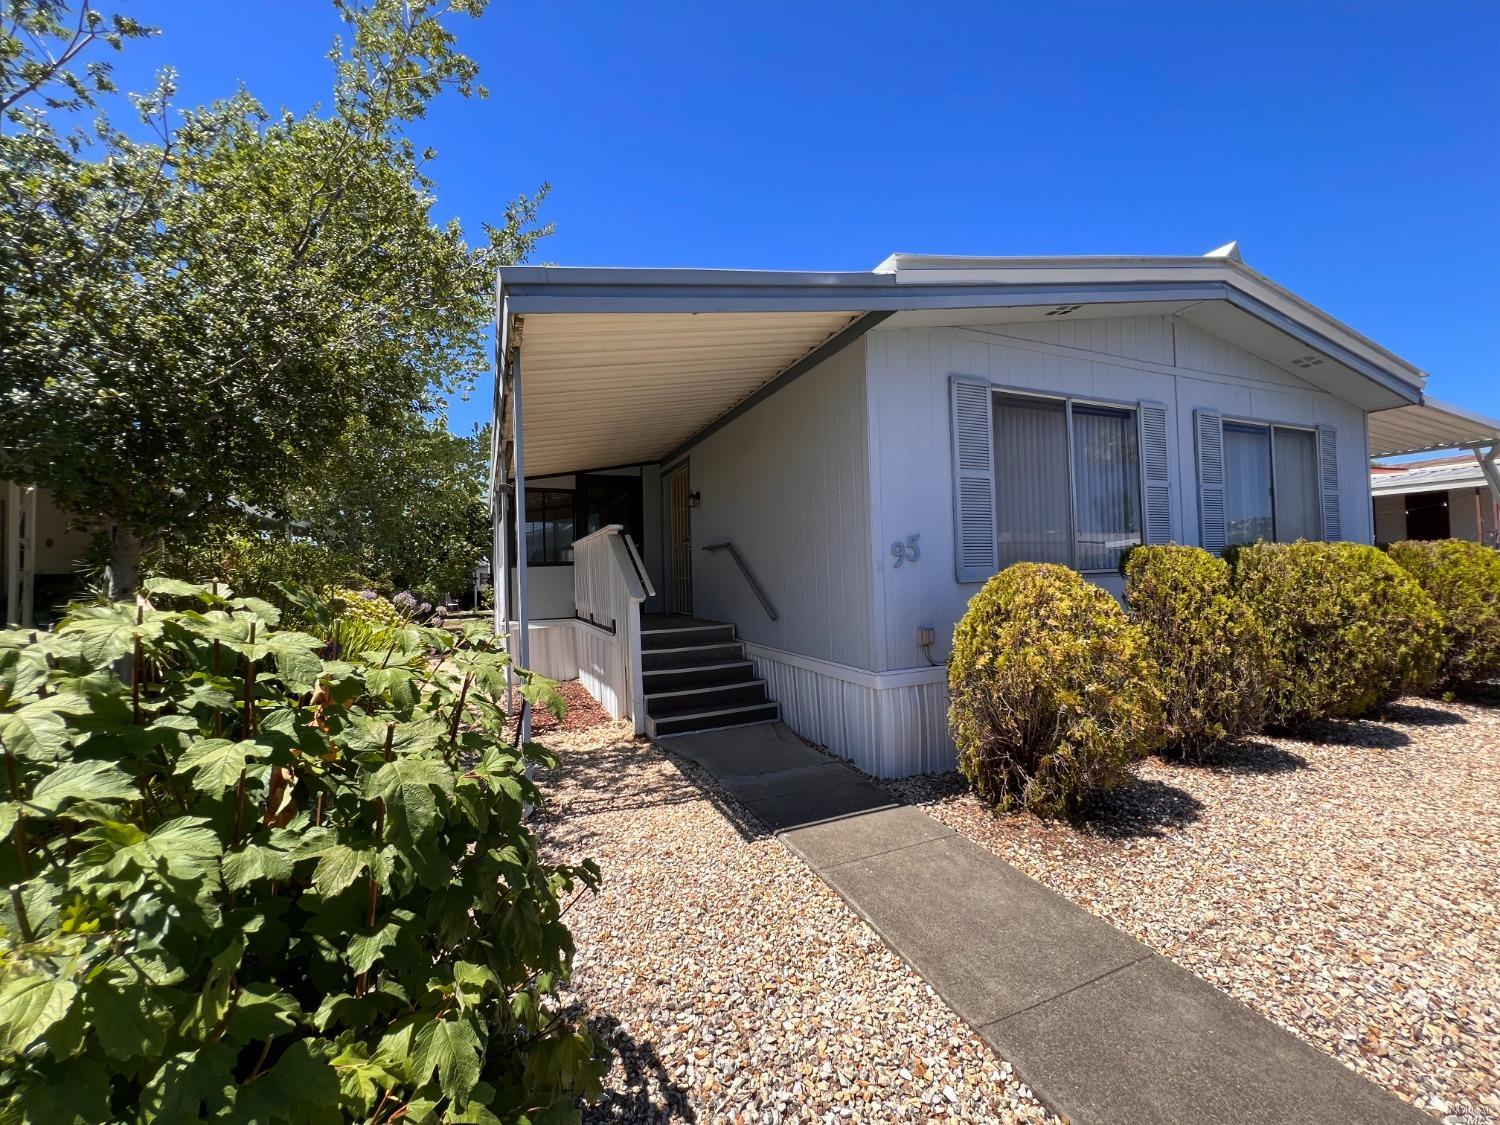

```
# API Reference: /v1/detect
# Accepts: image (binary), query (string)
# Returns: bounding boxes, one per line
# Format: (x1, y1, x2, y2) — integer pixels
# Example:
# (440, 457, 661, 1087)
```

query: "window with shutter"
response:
(1317, 425, 1340, 540)
(1138, 401, 1172, 544)
(1195, 409, 1227, 552)
(949, 377, 997, 582)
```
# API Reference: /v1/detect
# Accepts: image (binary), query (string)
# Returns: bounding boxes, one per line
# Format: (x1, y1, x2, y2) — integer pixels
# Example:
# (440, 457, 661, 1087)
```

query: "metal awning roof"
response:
(493, 251, 1434, 493)
(506, 309, 867, 477)
(1370, 458, 1488, 496)
(1367, 398, 1500, 458)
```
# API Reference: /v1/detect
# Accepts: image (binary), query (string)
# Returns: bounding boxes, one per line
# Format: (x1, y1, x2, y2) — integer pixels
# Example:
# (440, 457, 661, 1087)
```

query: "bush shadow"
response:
(1293, 717, 1413, 750)
(1380, 699, 1468, 726)
(1068, 776, 1204, 840)
(583, 1014, 698, 1123)
(1173, 738, 1307, 775)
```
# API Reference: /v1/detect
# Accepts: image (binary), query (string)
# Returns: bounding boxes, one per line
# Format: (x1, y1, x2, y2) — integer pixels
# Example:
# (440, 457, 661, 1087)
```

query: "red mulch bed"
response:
(504, 679, 613, 734)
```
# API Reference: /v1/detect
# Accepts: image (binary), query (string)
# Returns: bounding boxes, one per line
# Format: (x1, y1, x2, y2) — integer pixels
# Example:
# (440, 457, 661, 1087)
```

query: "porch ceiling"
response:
(511, 310, 863, 478)
(1368, 398, 1500, 458)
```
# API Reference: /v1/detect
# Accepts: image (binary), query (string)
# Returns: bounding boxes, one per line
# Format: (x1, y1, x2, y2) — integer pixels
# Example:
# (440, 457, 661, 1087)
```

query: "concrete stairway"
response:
(641, 617, 779, 737)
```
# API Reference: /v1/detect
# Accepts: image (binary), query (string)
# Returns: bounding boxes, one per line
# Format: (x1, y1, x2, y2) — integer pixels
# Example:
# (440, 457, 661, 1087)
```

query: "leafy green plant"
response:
(1123, 546, 1274, 757)
(1232, 541, 1445, 730)
(1386, 539, 1500, 691)
(948, 563, 1163, 817)
(161, 532, 370, 623)
(0, 580, 602, 1122)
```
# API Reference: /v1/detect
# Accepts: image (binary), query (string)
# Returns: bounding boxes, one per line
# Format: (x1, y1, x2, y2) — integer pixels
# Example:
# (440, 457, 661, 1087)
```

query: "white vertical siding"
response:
(868, 315, 1377, 675)
(682, 341, 876, 669)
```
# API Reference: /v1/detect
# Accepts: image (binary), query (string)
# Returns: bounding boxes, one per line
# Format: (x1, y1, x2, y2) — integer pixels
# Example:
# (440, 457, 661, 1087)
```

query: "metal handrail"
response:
(701, 542, 779, 621)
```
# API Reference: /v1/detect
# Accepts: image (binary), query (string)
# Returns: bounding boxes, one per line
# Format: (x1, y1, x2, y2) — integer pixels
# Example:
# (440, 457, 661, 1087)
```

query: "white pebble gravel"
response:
(534, 720, 1056, 1124)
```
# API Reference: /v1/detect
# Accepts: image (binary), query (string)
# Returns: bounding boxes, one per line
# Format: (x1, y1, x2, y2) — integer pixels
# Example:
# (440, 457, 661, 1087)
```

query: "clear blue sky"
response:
(108, 1, 1500, 436)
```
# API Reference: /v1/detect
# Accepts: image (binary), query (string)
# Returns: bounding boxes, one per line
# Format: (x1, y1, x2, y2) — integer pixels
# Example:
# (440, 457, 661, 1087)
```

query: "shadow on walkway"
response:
(1176, 738, 1308, 776)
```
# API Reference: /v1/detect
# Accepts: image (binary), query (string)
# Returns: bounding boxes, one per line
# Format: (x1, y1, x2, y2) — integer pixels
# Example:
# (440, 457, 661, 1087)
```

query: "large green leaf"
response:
(233, 1040, 341, 1125)
(0, 698, 81, 762)
(29, 760, 138, 814)
(311, 844, 380, 897)
(0, 977, 78, 1053)
(84, 976, 175, 1060)
(139, 1044, 238, 1121)
(222, 843, 294, 890)
(174, 738, 269, 797)
(412, 1015, 483, 1102)
(364, 756, 453, 840)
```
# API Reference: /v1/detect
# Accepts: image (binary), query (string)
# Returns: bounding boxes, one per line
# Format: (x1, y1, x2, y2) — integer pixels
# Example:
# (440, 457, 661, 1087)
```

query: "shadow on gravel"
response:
(1296, 717, 1413, 750)
(1178, 739, 1308, 775)
(585, 1015, 698, 1123)
(1377, 700, 1469, 726)
(1070, 777, 1204, 840)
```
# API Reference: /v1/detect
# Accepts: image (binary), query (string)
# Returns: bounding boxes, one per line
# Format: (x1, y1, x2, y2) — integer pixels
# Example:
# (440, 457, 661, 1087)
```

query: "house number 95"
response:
(890, 533, 920, 568)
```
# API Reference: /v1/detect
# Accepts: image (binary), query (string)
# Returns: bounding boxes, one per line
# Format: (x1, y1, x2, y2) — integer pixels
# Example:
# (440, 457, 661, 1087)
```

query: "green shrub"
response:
(161, 530, 369, 625)
(1232, 541, 1445, 730)
(330, 586, 408, 629)
(949, 563, 1163, 817)
(1386, 539, 1500, 691)
(0, 581, 602, 1122)
(1123, 546, 1274, 757)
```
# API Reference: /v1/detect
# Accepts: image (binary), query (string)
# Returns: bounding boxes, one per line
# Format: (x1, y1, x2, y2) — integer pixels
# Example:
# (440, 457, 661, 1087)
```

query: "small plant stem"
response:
(447, 672, 472, 749)
(313, 791, 324, 827)
(233, 772, 246, 848)
(8, 884, 33, 942)
(510, 697, 530, 749)
(245, 1037, 274, 1083)
(212, 638, 223, 737)
(130, 598, 145, 724)
(356, 724, 396, 999)
(243, 621, 257, 737)
(3, 738, 30, 880)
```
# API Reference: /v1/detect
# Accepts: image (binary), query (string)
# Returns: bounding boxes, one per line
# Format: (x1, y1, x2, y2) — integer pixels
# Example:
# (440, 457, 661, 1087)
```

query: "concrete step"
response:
(641, 640, 745, 671)
(641, 622, 736, 650)
(647, 702, 780, 738)
(647, 680, 769, 718)
(643, 661, 757, 694)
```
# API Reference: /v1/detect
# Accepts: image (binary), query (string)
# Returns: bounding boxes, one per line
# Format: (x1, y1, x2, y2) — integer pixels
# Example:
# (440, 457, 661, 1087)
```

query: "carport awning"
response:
(1368, 398, 1500, 458)
(510, 310, 866, 478)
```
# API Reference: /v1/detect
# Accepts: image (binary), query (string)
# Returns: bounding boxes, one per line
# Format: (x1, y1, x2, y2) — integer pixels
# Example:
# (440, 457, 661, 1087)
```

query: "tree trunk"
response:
(106, 527, 143, 601)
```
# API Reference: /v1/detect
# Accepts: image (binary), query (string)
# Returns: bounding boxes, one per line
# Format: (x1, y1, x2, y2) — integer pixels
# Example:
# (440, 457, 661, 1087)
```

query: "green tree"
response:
(244, 417, 492, 602)
(0, 0, 546, 596)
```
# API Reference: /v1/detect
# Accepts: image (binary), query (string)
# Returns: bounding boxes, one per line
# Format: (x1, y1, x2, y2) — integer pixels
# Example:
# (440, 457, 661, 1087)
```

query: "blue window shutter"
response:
(1195, 408, 1226, 553)
(1137, 401, 1172, 544)
(950, 376, 997, 582)
(1317, 424, 1341, 540)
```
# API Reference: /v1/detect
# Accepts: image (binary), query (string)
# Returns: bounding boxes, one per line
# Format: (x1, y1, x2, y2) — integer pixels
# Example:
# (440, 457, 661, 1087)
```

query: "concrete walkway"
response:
(662, 723, 1429, 1125)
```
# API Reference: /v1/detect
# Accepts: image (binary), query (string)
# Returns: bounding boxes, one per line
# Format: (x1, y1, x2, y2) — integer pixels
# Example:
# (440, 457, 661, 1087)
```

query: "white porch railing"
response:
(571, 524, 655, 734)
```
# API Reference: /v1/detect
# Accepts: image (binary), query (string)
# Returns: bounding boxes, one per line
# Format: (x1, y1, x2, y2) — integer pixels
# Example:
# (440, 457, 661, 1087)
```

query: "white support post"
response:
(19, 486, 35, 628)
(511, 345, 531, 745)
(1477, 446, 1500, 501)
(4, 482, 20, 628)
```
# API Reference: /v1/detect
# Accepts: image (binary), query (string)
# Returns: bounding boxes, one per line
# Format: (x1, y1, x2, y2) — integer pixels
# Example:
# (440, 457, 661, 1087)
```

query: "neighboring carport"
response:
(1368, 397, 1500, 500)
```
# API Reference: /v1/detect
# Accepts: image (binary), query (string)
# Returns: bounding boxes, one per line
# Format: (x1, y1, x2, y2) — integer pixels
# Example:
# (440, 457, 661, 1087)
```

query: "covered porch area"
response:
(1367, 398, 1500, 545)
(488, 272, 874, 739)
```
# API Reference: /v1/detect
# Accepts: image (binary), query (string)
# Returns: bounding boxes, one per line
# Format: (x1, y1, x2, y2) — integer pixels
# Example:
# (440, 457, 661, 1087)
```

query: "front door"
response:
(1405, 491, 1451, 540)
(666, 464, 693, 614)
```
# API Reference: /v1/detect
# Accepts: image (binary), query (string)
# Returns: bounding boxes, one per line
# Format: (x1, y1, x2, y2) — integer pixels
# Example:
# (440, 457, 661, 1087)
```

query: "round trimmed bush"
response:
(1232, 541, 1444, 730)
(1386, 539, 1500, 691)
(1123, 545, 1273, 757)
(948, 563, 1163, 817)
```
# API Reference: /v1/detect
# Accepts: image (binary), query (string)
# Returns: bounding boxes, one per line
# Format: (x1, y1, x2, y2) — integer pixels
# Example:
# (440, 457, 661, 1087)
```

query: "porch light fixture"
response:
(688, 491, 702, 508)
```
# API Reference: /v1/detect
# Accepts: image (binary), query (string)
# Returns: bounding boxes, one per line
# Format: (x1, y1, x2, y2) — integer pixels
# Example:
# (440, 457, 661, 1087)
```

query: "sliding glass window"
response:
(992, 392, 1142, 573)
(1223, 422, 1320, 545)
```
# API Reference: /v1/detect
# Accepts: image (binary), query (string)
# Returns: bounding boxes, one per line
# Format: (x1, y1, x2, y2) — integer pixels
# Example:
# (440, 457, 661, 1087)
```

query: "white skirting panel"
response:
(515, 620, 580, 681)
(574, 620, 628, 720)
(506, 618, 630, 721)
(744, 643, 956, 779)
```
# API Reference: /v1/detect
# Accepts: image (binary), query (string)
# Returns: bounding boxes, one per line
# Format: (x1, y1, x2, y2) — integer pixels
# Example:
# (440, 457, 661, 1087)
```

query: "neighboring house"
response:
(487, 246, 1500, 775)
(1370, 455, 1500, 545)
(2, 481, 95, 628)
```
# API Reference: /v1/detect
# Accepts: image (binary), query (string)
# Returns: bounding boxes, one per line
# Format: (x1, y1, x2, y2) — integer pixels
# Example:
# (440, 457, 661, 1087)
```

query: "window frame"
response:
(991, 387, 1146, 576)
(505, 472, 648, 569)
(1220, 416, 1324, 544)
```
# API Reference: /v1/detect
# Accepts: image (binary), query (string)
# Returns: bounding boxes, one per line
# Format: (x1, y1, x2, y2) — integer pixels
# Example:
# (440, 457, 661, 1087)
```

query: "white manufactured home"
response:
(489, 246, 1500, 777)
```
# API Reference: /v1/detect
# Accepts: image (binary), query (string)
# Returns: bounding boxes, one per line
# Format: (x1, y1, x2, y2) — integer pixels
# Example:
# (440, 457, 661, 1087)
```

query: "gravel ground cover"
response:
(533, 720, 1056, 1124)
(887, 697, 1500, 1121)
